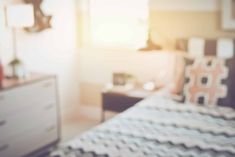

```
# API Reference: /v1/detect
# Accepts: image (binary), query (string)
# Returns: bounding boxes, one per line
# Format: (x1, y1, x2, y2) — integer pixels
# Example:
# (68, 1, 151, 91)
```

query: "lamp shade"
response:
(6, 4, 34, 28)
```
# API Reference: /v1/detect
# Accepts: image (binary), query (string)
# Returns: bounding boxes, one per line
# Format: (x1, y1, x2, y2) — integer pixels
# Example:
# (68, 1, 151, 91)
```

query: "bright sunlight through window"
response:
(90, 0, 149, 49)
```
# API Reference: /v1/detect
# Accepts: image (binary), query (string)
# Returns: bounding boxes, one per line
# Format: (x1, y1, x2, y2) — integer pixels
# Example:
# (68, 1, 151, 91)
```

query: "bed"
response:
(50, 94, 235, 157)
(50, 42, 235, 157)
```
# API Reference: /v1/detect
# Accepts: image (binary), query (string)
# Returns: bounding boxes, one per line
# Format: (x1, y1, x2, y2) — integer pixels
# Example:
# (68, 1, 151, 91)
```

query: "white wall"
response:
(0, 0, 80, 119)
(79, 48, 177, 86)
(78, 0, 221, 86)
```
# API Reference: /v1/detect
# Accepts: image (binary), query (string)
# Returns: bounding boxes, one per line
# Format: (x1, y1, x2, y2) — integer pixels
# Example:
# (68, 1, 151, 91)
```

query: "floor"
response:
(61, 105, 117, 142)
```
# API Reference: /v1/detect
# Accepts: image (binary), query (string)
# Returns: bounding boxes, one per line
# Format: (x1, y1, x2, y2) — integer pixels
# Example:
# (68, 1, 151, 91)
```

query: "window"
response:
(89, 0, 149, 49)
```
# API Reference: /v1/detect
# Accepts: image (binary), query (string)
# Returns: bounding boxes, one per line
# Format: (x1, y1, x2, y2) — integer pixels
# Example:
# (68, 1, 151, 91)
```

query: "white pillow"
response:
(217, 38, 234, 59)
(188, 37, 205, 58)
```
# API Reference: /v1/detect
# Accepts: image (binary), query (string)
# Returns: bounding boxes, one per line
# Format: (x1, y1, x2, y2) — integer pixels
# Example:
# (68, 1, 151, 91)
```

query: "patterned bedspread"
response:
(50, 95, 235, 157)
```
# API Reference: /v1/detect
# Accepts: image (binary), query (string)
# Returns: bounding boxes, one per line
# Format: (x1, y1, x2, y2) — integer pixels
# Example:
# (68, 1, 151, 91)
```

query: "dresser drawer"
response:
(0, 116, 6, 128)
(0, 102, 57, 141)
(0, 76, 59, 157)
(0, 123, 58, 157)
(0, 78, 56, 116)
(30, 79, 57, 105)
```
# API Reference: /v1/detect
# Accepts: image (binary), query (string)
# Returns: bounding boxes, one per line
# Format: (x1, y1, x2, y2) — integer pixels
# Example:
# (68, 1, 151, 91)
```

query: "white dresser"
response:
(0, 74, 60, 157)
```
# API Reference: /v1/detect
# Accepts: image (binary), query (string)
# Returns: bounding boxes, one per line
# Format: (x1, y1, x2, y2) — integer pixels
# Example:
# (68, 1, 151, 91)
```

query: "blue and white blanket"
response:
(51, 95, 235, 157)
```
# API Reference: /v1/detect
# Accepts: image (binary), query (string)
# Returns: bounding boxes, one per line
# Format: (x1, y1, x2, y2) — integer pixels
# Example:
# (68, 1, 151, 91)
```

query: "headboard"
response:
(176, 38, 235, 58)
(174, 38, 235, 108)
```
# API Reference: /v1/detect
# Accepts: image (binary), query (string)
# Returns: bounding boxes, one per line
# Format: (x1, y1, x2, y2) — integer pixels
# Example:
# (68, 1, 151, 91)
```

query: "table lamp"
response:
(5, 4, 34, 78)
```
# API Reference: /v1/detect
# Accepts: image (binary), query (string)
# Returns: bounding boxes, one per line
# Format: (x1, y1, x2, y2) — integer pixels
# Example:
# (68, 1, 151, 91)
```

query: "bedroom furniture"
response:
(176, 38, 235, 58)
(101, 86, 156, 121)
(50, 50, 235, 157)
(5, 4, 34, 78)
(50, 95, 235, 157)
(0, 74, 60, 157)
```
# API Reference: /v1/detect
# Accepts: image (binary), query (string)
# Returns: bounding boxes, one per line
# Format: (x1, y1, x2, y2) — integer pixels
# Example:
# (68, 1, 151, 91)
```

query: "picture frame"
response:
(222, 0, 235, 30)
(112, 72, 135, 86)
(113, 73, 127, 86)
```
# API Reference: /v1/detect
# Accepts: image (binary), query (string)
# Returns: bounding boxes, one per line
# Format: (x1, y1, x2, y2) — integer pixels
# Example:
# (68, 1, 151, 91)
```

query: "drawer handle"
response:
(42, 82, 53, 88)
(46, 125, 56, 132)
(0, 144, 9, 152)
(0, 120, 6, 126)
(44, 103, 54, 110)
(0, 95, 4, 101)
(45, 103, 54, 110)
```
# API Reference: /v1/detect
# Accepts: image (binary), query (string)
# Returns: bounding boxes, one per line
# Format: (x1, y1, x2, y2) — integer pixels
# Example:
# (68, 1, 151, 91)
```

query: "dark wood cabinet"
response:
(101, 87, 156, 121)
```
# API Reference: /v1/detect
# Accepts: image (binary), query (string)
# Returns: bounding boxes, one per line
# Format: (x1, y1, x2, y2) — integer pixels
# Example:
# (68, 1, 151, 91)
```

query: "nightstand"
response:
(101, 86, 156, 121)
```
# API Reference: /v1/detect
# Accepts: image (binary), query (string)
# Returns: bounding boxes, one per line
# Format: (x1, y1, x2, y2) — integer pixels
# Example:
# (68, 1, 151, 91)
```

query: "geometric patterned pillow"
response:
(183, 57, 235, 107)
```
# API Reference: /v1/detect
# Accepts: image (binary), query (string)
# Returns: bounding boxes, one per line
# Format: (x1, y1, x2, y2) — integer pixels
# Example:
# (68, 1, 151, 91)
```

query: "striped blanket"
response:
(50, 95, 235, 157)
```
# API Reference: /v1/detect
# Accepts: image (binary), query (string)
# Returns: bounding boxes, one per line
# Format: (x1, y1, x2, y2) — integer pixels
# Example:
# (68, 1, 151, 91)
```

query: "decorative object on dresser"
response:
(0, 74, 60, 157)
(222, 0, 235, 30)
(5, 4, 34, 78)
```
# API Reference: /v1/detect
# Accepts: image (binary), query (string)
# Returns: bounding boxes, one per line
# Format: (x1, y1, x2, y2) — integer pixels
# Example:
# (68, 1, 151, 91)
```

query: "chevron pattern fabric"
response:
(50, 95, 235, 157)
